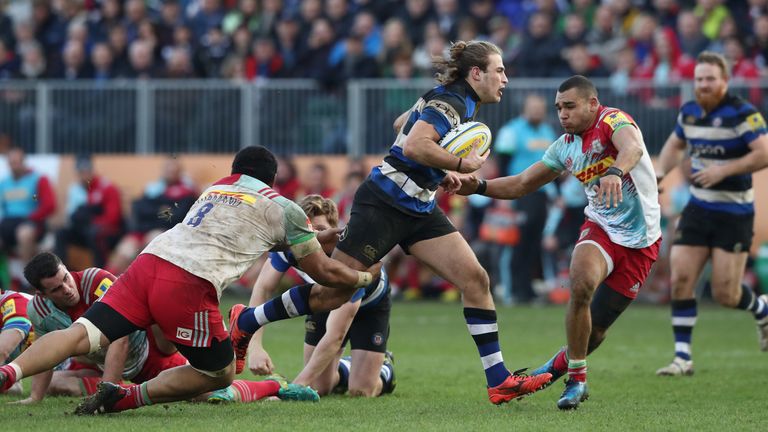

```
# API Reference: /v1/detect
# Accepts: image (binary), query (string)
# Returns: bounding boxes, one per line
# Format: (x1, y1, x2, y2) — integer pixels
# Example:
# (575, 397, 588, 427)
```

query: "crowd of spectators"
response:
(0, 0, 765, 87)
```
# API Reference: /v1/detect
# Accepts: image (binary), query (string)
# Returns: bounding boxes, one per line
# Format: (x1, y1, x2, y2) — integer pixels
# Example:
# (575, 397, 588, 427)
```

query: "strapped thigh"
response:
(590, 283, 633, 329)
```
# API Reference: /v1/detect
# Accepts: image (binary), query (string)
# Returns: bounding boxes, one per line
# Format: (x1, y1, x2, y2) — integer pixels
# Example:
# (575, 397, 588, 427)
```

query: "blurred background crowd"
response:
(0, 0, 765, 85)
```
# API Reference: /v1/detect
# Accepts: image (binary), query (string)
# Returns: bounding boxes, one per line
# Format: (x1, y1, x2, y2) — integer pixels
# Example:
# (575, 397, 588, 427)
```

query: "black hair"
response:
(231, 145, 278, 185)
(24, 252, 63, 292)
(558, 75, 598, 99)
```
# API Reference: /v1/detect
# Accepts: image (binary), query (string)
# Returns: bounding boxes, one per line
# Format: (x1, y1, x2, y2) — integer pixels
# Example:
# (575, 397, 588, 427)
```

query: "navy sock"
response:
(671, 299, 697, 361)
(237, 283, 313, 333)
(463, 308, 510, 388)
(736, 285, 768, 320)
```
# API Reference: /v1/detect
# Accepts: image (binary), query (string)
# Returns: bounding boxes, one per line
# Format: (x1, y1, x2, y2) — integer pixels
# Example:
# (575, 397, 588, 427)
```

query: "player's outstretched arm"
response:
(458, 161, 560, 199)
(0, 328, 25, 364)
(656, 131, 687, 182)
(247, 258, 285, 375)
(691, 134, 768, 188)
(12, 369, 53, 404)
(403, 120, 484, 173)
(101, 336, 130, 383)
(298, 251, 382, 290)
(293, 300, 359, 389)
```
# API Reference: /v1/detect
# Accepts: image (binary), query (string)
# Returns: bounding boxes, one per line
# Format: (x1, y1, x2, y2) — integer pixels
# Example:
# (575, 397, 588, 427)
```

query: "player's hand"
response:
(691, 165, 727, 188)
(9, 396, 41, 405)
(365, 261, 384, 281)
(439, 172, 461, 194)
(542, 235, 558, 252)
(248, 347, 275, 375)
(316, 227, 343, 253)
(597, 174, 623, 208)
(457, 140, 488, 173)
(456, 175, 480, 196)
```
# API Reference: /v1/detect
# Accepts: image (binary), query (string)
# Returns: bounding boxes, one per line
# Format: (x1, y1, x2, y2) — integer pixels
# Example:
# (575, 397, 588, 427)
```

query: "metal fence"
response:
(1, 78, 765, 156)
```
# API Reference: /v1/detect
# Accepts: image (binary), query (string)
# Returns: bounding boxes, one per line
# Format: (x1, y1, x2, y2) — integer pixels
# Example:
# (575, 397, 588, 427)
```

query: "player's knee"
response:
(712, 284, 740, 307)
(462, 264, 490, 294)
(570, 279, 594, 306)
(193, 362, 235, 389)
(348, 383, 378, 397)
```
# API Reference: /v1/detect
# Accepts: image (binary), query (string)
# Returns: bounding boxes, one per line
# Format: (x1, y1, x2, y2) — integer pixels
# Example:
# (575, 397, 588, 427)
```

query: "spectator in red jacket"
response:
(55, 155, 124, 269)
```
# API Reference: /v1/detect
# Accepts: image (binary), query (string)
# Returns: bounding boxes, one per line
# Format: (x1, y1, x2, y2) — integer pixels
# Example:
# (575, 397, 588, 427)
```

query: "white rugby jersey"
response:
(542, 106, 661, 249)
(143, 174, 321, 298)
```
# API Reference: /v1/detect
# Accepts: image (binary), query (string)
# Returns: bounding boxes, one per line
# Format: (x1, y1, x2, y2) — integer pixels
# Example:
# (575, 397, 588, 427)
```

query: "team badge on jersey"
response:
(93, 278, 113, 299)
(1, 300, 16, 319)
(747, 113, 767, 132)
(591, 139, 605, 154)
(603, 111, 632, 130)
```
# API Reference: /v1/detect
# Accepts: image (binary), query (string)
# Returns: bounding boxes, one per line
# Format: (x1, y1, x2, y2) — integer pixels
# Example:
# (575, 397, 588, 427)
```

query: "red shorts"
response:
(66, 359, 102, 374)
(99, 253, 227, 348)
(132, 329, 188, 383)
(575, 220, 661, 299)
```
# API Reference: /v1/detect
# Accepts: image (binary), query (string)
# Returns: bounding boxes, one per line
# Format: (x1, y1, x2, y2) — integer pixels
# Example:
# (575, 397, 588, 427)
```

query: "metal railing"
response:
(1, 78, 765, 156)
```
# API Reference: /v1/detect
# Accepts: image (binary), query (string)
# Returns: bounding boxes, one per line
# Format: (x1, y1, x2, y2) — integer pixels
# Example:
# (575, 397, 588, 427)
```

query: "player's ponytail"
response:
(434, 40, 502, 85)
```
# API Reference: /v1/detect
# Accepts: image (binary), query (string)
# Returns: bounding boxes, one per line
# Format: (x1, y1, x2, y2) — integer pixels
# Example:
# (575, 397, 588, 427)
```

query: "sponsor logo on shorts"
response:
(339, 226, 348, 242)
(734, 242, 743, 253)
(630, 283, 640, 293)
(305, 321, 316, 332)
(372, 332, 384, 346)
(363, 245, 378, 261)
(176, 327, 193, 341)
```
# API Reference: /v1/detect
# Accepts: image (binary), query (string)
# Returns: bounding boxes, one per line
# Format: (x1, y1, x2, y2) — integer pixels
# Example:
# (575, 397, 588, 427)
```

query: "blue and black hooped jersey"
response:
(675, 93, 767, 215)
(367, 80, 481, 215)
(269, 251, 390, 311)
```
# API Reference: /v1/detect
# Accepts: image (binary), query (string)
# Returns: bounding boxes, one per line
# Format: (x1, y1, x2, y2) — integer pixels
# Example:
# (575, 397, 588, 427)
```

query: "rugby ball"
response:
(439, 121, 492, 158)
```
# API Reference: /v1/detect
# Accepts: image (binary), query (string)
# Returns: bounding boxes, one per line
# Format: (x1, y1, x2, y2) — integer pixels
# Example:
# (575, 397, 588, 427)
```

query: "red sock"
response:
(0, 364, 18, 392)
(231, 380, 281, 402)
(79, 377, 102, 395)
(552, 350, 568, 373)
(111, 383, 152, 412)
(567, 359, 588, 383)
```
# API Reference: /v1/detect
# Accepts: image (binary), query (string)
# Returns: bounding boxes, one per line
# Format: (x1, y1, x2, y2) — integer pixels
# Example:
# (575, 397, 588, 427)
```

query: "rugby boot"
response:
(557, 379, 589, 410)
(228, 304, 253, 374)
(207, 386, 237, 404)
(655, 357, 694, 376)
(487, 371, 552, 405)
(757, 295, 768, 352)
(380, 350, 396, 394)
(74, 382, 129, 415)
(529, 347, 566, 390)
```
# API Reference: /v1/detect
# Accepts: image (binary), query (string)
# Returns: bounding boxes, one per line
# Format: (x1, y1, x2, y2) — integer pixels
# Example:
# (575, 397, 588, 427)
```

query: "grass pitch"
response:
(1, 299, 765, 431)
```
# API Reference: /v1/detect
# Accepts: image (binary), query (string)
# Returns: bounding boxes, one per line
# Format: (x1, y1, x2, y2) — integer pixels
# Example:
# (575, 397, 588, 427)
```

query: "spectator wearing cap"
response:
(55, 155, 124, 269)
